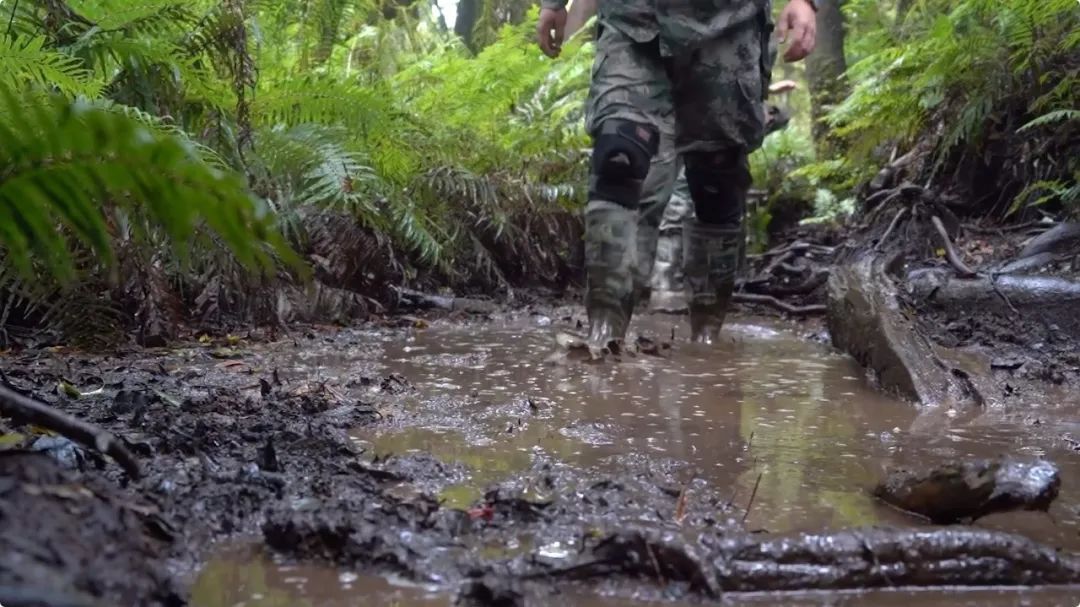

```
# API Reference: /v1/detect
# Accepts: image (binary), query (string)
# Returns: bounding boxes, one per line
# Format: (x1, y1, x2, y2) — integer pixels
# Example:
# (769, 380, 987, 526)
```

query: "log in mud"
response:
(555, 527, 1080, 593)
(824, 205, 1080, 410)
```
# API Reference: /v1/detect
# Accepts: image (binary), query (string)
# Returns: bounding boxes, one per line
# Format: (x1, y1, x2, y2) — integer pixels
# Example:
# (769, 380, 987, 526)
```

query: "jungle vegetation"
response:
(1, 0, 1077, 345)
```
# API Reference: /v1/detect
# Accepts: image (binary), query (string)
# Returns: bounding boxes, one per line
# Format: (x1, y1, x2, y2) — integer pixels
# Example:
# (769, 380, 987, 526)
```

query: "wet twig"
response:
(742, 472, 763, 524)
(0, 384, 142, 479)
(930, 215, 979, 278)
(732, 293, 827, 316)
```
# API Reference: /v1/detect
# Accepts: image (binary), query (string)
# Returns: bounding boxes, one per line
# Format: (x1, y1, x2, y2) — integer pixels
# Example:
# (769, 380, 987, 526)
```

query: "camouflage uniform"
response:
(640, 37, 787, 314)
(547, 0, 778, 347)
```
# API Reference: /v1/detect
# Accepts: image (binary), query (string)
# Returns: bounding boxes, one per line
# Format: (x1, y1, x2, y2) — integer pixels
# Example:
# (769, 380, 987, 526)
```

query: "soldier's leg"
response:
(582, 26, 671, 349)
(648, 162, 692, 313)
(634, 118, 679, 311)
(671, 11, 774, 344)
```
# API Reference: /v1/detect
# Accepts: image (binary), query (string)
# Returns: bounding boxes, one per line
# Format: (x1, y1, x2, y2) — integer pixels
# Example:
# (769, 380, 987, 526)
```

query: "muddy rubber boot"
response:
(648, 228, 688, 313)
(584, 200, 638, 355)
(683, 219, 742, 344)
(647, 165, 694, 314)
(634, 223, 659, 311)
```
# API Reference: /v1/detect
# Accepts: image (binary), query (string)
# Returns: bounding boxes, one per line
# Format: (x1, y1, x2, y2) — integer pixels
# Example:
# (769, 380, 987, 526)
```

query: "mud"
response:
(1, 308, 1079, 606)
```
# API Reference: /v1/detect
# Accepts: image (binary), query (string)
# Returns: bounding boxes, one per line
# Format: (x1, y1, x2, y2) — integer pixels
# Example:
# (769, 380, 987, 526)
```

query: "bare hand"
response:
(537, 7, 568, 58)
(776, 0, 816, 62)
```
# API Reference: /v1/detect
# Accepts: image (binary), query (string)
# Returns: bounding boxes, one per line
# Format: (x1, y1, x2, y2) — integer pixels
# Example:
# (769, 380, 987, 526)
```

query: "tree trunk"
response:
(454, 0, 481, 52)
(805, 0, 847, 155)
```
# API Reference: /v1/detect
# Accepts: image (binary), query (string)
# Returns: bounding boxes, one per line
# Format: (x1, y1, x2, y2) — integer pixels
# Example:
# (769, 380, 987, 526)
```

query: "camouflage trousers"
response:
(581, 21, 785, 314)
(580, 18, 776, 345)
(639, 103, 789, 312)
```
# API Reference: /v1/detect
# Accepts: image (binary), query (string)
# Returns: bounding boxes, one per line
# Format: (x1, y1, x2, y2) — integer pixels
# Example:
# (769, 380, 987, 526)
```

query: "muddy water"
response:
(190, 313, 1080, 607)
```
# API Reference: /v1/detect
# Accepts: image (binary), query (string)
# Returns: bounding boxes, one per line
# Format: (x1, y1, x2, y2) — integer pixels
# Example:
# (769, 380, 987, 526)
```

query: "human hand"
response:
(776, 0, 816, 62)
(537, 7, 568, 58)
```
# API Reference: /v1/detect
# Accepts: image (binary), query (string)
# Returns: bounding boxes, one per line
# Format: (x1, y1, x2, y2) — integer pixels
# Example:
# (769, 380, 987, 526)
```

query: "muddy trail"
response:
(1, 307, 1079, 607)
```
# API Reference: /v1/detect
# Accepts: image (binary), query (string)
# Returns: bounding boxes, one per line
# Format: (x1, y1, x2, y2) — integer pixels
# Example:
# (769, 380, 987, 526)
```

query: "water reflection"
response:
(193, 313, 1080, 607)
(355, 314, 1079, 546)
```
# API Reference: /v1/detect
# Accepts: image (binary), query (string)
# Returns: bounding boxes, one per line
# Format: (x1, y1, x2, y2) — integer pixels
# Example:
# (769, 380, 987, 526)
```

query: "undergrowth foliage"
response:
(820, 0, 1079, 216)
(1, 0, 589, 345)
(3, 0, 1076, 345)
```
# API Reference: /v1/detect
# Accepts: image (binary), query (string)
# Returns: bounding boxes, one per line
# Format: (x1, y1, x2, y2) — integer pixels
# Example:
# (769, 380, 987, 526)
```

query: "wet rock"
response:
(874, 457, 1060, 523)
(29, 435, 86, 471)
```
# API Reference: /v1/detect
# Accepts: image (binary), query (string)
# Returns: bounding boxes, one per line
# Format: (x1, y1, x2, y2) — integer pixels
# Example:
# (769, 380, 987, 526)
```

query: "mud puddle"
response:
(352, 314, 1079, 544)
(188, 312, 1079, 606)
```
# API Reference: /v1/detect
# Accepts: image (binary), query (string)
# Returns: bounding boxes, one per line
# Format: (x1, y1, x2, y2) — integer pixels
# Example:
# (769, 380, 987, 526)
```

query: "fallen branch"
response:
(0, 384, 142, 479)
(733, 293, 827, 316)
(931, 215, 979, 278)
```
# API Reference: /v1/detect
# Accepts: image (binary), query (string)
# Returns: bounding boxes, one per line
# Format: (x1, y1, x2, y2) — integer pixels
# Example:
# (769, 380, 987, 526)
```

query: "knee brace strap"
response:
(683, 150, 752, 226)
(589, 119, 659, 208)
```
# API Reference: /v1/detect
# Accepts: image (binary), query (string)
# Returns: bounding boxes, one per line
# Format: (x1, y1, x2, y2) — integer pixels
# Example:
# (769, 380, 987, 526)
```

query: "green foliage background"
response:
(1, 0, 1077, 344)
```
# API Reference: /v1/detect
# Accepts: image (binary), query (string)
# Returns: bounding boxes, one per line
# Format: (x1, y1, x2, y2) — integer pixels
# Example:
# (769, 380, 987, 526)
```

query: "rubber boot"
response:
(634, 223, 659, 311)
(584, 200, 638, 353)
(683, 219, 742, 344)
(648, 228, 688, 313)
(647, 166, 693, 314)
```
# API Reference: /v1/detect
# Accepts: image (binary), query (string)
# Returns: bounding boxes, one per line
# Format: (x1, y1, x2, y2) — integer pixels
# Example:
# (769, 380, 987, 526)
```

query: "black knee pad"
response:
(683, 150, 752, 226)
(589, 119, 659, 208)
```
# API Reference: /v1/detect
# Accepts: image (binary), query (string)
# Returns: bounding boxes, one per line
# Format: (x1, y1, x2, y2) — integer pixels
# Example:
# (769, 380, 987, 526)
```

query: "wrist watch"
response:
(803, 0, 819, 10)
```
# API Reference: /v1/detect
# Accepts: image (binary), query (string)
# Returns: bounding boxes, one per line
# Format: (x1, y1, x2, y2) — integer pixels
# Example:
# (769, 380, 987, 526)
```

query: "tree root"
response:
(931, 215, 978, 278)
(720, 527, 1080, 590)
(733, 293, 827, 316)
(874, 206, 908, 252)
(548, 527, 1080, 594)
(0, 384, 142, 479)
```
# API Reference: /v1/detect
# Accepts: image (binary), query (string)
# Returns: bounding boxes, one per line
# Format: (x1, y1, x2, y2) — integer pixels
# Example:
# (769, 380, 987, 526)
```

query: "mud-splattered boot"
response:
(584, 200, 638, 355)
(683, 219, 742, 344)
(648, 227, 689, 313)
(633, 223, 659, 311)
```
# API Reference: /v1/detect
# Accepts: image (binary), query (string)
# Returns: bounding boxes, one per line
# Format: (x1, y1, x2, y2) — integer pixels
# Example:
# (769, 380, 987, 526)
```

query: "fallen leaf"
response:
(57, 380, 81, 399)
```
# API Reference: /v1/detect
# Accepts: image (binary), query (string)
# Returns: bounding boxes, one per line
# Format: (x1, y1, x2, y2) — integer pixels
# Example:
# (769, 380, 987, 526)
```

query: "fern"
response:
(1018, 109, 1080, 132)
(0, 84, 298, 282)
(0, 35, 102, 98)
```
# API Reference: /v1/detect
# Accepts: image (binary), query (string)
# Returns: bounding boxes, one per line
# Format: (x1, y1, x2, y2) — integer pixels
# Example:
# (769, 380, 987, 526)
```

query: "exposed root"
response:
(0, 384, 142, 479)
(733, 293, 827, 316)
(551, 527, 1080, 593)
(875, 206, 908, 252)
(931, 215, 978, 278)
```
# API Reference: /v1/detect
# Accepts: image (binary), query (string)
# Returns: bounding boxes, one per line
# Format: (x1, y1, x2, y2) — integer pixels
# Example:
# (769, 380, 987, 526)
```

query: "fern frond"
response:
(1018, 109, 1080, 132)
(0, 84, 299, 283)
(0, 35, 101, 98)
